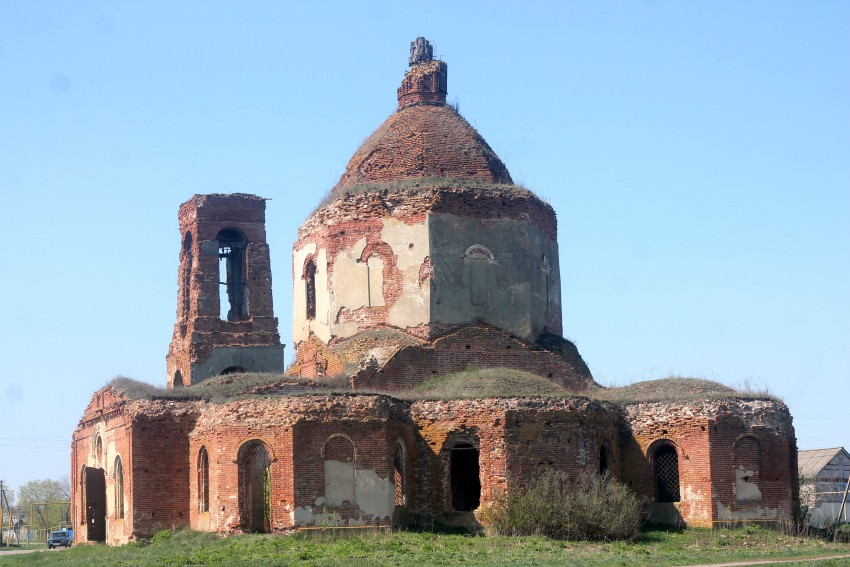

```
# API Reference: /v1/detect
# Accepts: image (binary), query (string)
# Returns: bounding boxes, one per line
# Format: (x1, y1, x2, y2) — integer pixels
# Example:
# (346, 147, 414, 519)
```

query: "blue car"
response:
(47, 530, 72, 549)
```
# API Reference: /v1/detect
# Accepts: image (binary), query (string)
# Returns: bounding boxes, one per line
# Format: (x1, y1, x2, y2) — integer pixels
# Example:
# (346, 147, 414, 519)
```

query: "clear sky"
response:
(1, 1, 847, 494)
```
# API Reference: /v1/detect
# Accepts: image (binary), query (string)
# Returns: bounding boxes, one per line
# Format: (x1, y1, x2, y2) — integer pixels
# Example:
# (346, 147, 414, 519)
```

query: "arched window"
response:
(198, 447, 209, 513)
(734, 436, 762, 502)
(463, 245, 495, 306)
(181, 231, 193, 323)
(113, 456, 124, 519)
(394, 441, 407, 507)
(305, 259, 316, 320)
(654, 444, 680, 503)
(173, 370, 184, 388)
(323, 435, 356, 507)
(217, 229, 248, 321)
(95, 436, 103, 467)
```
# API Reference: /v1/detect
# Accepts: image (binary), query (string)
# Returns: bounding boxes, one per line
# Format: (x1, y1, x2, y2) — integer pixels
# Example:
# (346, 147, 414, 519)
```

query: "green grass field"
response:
(1, 526, 848, 566)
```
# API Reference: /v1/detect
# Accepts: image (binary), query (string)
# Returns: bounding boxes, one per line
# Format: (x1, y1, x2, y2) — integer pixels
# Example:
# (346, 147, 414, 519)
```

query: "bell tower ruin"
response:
(166, 193, 284, 387)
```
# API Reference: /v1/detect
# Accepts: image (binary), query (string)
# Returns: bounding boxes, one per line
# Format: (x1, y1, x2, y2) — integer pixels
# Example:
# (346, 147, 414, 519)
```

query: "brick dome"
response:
(332, 47, 513, 194)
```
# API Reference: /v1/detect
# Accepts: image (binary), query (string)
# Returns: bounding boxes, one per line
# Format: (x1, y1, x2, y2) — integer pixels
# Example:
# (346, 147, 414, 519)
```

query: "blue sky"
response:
(1, 1, 847, 493)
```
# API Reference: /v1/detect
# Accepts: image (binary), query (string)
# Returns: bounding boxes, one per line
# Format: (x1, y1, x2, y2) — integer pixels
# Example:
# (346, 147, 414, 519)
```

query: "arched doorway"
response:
(237, 440, 271, 532)
(654, 444, 681, 503)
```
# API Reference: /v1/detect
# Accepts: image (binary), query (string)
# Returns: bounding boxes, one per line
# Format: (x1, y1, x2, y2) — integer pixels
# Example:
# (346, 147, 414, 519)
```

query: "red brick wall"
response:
(621, 398, 797, 527)
(166, 194, 282, 387)
(353, 325, 593, 393)
(128, 407, 198, 537)
(71, 389, 134, 545)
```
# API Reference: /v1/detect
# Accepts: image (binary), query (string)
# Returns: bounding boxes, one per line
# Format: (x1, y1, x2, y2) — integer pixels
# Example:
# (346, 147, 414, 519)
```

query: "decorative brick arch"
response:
(462, 244, 497, 264)
(321, 433, 357, 462)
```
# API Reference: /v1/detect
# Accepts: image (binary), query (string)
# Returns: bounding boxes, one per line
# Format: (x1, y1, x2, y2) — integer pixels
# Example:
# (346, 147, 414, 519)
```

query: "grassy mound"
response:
(404, 368, 570, 400)
(591, 376, 778, 403)
(107, 373, 342, 404)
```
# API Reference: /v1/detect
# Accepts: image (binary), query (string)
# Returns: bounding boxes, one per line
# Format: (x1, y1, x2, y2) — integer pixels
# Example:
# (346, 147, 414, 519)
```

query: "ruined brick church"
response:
(71, 38, 799, 545)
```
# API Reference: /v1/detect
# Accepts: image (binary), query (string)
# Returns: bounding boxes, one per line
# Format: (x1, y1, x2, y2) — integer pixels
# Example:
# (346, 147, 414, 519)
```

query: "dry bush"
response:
(480, 469, 641, 542)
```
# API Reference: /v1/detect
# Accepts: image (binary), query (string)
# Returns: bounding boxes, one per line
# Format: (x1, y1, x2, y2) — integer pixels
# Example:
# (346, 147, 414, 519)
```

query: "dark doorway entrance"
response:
(84, 466, 106, 542)
(450, 444, 480, 511)
(238, 441, 271, 533)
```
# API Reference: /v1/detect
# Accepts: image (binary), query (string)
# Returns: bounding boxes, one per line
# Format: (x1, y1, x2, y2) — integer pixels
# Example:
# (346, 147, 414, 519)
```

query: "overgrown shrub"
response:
(480, 469, 641, 541)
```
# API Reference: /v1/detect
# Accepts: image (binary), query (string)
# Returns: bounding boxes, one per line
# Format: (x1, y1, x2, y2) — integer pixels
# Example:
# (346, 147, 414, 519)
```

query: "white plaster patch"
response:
(367, 256, 386, 307)
(354, 468, 394, 519)
(324, 460, 356, 507)
(383, 217, 429, 329)
(735, 465, 762, 502)
(314, 248, 331, 343)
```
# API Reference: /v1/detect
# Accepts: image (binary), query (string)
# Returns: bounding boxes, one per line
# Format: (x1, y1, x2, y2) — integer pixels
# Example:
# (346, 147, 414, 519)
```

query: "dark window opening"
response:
(221, 366, 247, 375)
(114, 457, 124, 519)
(173, 370, 184, 388)
(599, 445, 609, 476)
(654, 445, 681, 503)
(217, 229, 248, 322)
(84, 466, 106, 542)
(305, 259, 316, 320)
(181, 232, 193, 323)
(198, 447, 209, 513)
(95, 436, 103, 467)
(238, 441, 271, 533)
(450, 444, 480, 512)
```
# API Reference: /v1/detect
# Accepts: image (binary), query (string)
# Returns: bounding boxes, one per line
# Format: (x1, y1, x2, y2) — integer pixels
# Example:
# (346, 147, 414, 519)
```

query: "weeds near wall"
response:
(480, 470, 641, 542)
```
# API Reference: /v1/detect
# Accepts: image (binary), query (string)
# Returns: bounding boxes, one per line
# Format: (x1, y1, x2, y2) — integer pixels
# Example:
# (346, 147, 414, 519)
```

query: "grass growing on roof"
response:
(590, 376, 782, 404)
(107, 373, 348, 404)
(402, 367, 570, 400)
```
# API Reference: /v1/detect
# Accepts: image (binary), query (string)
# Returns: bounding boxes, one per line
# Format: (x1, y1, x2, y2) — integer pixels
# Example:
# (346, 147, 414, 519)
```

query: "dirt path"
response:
(681, 553, 850, 566)
(0, 547, 61, 556)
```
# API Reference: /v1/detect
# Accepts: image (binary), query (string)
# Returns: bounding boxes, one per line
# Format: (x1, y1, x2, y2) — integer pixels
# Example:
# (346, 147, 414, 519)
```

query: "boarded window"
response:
(198, 447, 209, 513)
(654, 445, 680, 503)
(217, 229, 248, 321)
(464, 245, 495, 307)
(450, 444, 481, 511)
(734, 436, 762, 502)
(366, 255, 385, 307)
